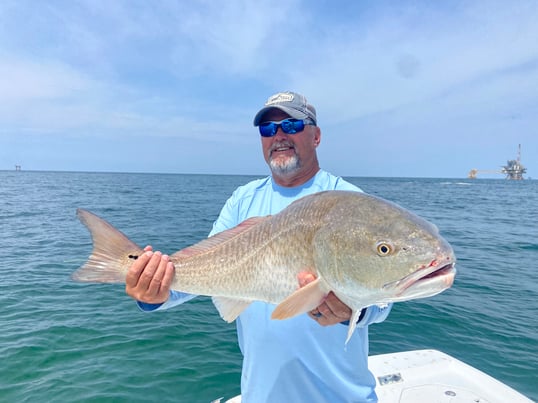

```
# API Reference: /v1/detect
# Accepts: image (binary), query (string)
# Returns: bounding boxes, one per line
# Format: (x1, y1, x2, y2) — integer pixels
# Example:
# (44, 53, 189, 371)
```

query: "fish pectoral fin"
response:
(345, 309, 362, 345)
(212, 296, 253, 323)
(271, 279, 326, 320)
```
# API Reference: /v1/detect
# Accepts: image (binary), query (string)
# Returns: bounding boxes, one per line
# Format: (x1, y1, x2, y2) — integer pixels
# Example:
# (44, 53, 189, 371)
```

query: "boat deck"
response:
(221, 349, 533, 403)
(370, 349, 532, 403)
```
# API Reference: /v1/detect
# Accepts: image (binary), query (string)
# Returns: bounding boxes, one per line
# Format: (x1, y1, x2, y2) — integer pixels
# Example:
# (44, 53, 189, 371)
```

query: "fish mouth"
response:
(383, 259, 457, 301)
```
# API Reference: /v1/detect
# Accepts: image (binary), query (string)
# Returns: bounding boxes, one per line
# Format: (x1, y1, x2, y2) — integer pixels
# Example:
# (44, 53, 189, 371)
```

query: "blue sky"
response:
(1, 0, 537, 178)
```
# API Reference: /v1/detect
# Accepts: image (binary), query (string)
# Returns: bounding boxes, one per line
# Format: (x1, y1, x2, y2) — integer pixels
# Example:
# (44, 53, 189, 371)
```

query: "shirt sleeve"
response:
(137, 290, 198, 312)
(357, 304, 393, 327)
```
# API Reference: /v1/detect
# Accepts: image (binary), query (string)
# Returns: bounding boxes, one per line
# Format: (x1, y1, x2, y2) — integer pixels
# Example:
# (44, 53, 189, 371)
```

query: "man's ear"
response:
(314, 127, 321, 147)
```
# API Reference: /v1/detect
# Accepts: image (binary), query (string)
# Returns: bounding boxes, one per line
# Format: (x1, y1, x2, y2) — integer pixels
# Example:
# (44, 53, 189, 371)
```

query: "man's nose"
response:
(274, 127, 289, 139)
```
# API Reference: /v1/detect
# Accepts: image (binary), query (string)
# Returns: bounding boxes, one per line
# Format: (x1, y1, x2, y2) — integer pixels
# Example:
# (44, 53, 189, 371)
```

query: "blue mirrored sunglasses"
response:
(258, 118, 315, 137)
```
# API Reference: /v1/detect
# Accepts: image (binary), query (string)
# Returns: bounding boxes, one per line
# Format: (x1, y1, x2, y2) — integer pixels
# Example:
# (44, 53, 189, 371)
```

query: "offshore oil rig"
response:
(468, 144, 527, 180)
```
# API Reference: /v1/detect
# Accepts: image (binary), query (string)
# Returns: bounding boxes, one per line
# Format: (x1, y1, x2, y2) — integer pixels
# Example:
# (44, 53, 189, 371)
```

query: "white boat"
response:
(219, 349, 533, 403)
(369, 349, 533, 403)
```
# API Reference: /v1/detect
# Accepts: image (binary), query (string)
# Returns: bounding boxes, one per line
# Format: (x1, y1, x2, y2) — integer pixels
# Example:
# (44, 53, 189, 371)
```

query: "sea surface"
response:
(1, 171, 536, 402)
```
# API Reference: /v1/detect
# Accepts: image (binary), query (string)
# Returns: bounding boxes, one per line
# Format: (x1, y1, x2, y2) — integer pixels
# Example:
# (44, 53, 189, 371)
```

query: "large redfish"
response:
(72, 190, 456, 342)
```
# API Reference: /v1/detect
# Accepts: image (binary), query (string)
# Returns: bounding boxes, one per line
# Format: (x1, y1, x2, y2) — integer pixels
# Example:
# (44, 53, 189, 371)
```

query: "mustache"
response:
(269, 141, 296, 154)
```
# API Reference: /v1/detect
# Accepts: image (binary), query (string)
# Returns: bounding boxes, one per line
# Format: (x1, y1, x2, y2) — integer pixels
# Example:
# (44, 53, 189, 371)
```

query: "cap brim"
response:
(253, 106, 309, 126)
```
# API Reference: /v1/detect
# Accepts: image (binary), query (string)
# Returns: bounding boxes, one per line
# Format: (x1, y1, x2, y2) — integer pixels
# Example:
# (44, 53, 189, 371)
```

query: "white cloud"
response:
(0, 1, 536, 176)
(0, 58, 92, 101)
(288, 1, 538, 124)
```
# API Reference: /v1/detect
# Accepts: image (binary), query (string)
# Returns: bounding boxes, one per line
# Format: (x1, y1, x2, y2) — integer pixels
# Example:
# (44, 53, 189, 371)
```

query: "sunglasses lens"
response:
(259, 122, 277, 137)
(281, 119, 304, 134)
(259, 119, 308, 137)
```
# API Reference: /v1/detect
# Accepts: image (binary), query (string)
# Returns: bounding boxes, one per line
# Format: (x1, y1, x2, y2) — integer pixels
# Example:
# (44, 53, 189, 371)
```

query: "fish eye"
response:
(376, 242, 393, 256)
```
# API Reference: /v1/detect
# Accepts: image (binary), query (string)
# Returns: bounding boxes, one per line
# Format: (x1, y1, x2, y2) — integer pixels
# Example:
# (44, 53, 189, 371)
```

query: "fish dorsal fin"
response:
(212, 296, 253, 322)
(271, 278, 327, 320)
(171, 216, 269, 259)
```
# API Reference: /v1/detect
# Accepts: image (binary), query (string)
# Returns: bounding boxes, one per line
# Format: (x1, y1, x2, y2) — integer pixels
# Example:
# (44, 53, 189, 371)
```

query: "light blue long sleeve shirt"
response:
(139, 170, 392, 402)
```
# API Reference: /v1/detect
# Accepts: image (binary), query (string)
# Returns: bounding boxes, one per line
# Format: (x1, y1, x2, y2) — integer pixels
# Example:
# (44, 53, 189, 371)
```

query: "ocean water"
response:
(0, 171, 536, 402)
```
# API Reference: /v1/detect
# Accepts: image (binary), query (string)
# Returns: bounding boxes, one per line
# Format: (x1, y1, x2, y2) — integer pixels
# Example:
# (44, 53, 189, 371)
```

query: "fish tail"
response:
(72, 208, 144, 283)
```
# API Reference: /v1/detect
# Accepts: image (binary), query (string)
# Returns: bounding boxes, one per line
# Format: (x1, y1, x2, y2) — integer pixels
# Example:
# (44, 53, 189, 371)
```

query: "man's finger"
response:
(125, 250, 153, 287)
(324, 292, 352, 319)
(137, 251, 162, 289)
(161, 261, 175, 291)
(147, 254, 170, 294)
(297, 271, 317, 288)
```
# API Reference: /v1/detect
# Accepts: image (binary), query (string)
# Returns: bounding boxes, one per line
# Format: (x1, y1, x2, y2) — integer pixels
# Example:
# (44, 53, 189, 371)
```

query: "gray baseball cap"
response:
(253, 91, 317, 126)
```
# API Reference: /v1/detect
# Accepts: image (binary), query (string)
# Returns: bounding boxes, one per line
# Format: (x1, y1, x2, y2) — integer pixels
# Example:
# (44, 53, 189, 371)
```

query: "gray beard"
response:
(269, 154, 300, 176)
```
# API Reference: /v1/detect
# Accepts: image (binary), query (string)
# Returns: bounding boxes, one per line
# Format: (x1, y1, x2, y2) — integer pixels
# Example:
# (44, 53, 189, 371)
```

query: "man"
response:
(126, 91, 392, 402)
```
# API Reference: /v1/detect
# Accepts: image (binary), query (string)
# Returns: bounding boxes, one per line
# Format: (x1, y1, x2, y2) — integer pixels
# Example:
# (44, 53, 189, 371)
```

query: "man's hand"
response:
(298, 271, 352, 326)
(125, 246, 175, 304)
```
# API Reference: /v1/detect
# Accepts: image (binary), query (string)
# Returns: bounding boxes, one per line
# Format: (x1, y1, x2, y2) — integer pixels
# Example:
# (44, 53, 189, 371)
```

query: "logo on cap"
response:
(266, 93, 295, 105)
